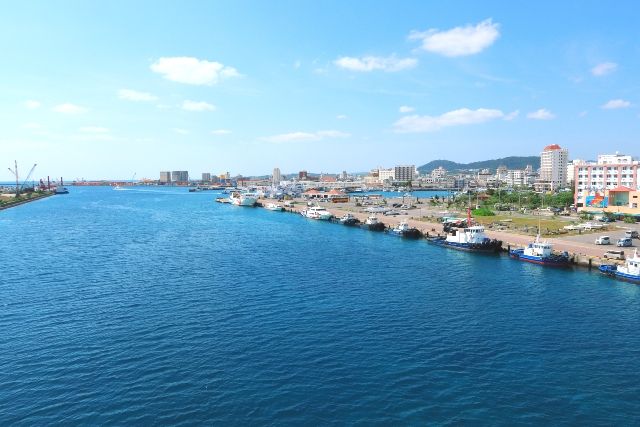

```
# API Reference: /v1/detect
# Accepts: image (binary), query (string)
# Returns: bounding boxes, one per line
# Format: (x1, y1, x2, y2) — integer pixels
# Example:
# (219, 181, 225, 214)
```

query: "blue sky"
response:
(1, 0, 639, 180)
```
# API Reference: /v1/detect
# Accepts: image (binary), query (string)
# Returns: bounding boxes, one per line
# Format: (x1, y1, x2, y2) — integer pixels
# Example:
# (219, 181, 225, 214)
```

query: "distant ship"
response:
(509, 236, 570, 267)
(229, 192, 257, 207)
(599, 249, 640, 283)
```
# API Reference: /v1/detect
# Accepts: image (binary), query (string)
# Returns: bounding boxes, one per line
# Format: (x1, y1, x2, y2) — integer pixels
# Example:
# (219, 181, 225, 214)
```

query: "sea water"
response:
(1, 187, 639, 424)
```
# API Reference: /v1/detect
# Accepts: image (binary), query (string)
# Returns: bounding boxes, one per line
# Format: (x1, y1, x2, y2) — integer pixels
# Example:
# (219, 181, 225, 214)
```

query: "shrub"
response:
(472, 207, 495, 216)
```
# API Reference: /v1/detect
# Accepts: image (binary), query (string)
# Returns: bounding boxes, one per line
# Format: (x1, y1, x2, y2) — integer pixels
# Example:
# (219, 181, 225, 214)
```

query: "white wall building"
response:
(378, 168, 395, 182)
(539, 144, 569, 189)
(272, 167, 282, 186)
(574, 154, 639, 206)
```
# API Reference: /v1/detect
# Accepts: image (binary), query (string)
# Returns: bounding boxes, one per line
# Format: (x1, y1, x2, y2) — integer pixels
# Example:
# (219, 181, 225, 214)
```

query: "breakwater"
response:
(0, 192, 54, 211)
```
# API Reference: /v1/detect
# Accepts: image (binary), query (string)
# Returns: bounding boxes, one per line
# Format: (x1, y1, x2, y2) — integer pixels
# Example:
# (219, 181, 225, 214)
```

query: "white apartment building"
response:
(272, 167, 282, 186)
(431, 166, 446, 180)
(378, 168, 395, 182)
(506, 170, 525, 187)
(574, 154, 639, 206)
(539, 144, 569, 189)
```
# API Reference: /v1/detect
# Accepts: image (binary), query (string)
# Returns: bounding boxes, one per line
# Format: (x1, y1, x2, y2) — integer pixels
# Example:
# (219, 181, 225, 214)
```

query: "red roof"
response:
(609, 185, 634, 192)
(543, 144, 562, 151)
(328, 189, 345, 195)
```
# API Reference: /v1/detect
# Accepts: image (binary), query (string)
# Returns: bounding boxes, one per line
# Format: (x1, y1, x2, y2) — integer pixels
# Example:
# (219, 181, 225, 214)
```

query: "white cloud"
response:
(24, 100, 41, 109)
(503, 110, 519, 120)
(172, 128, 189, 135)
(262, 130, 350, 143)
(151, 56, 240, 85)
(334, 55, 417, 72)
(409, 19, 500, 57)
(399, 105, 415, 113)
(182, 100, 216, 112)
(591, 62, 617, 76)
(52, 103, 86, 114)
(393, 108, 504, 133)
(118, 89, 158, 101)
(211, 129, 232, 135)
(79, 126, 109, 133)
(527, 109, 555, 120)
(22, 122, 42, 129)
(602, 99, 631, 109)
(336, 114, 348, 120)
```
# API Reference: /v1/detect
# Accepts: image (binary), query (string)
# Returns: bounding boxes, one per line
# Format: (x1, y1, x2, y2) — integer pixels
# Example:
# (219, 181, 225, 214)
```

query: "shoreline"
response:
(0, 192, 54, 211)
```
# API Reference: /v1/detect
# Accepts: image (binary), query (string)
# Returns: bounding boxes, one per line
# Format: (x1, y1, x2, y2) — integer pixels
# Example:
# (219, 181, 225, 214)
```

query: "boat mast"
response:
(467, 191, 472, 227)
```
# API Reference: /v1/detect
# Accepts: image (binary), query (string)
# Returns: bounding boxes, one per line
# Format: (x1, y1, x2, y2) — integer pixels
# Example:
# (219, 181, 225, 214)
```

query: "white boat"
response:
(365, 215, 385, 231)
(229, 192, 257, 207)
(301, 206, 333, 220)
(600, 249, 640, 284)
(265, 202, 284, 211)
(509, 236, 570, 266)
(339, 213, 359, 225)
(389, 220, 421, 238)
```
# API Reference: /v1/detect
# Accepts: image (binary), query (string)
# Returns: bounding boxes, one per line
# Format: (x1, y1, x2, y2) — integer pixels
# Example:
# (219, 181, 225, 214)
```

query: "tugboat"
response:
(599, 249, 640, 284)
(388, 220, 422, 239)
(509, 236, 570, 267)
(364, 215, 385, 231)
(301, 205, 333, 220)
(339, 213, 360, 226)
(430, 208, 501, 252)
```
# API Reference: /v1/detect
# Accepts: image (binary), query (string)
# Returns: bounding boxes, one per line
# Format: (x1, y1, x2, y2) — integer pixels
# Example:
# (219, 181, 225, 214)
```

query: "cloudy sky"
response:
(1, 0, 639, 180)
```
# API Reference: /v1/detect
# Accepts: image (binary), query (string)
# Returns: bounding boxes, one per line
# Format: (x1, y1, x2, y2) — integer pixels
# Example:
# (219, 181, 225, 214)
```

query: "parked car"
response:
(599, 216, 615, 223)
(625, 230, 639, 239)
(617, 238, 633, 247)
(603, 250, 625, 260)
(595, 236, 611, 245)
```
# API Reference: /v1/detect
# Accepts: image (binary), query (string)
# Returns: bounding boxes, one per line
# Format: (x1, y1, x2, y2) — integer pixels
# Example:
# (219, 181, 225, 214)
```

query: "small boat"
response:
(265, 202, 284, 211)
(339, 213, 360, 226)
(388, 220, 422, 239)
(600, 249, 640, 284)
(509, 236, 570, 267)
(301, 206, 333, 220)
(188, 187, 203, 192)
(229, 191, 257, 207)
(364, 215, 385, 231)
(54, 186, 69, 195)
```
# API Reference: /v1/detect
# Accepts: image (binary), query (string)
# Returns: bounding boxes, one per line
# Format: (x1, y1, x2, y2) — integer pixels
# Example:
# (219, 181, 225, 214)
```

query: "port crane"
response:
(7, 161, 37, 196)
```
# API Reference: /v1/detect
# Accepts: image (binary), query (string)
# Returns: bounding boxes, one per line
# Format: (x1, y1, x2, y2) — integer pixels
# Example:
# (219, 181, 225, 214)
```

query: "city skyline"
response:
(2, 1, 640, 180)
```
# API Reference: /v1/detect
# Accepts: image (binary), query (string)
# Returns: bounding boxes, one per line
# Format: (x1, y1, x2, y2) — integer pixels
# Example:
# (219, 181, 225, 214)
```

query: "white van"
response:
(595, 236, 610, 245)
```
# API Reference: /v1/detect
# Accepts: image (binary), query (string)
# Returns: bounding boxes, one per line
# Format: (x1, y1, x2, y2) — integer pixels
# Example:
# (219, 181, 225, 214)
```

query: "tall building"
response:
(539, 144, 568, 189)
(272, 167, 282, 186)
(159, 171, 171, 183)
(394, 165, 416, 182)
(298, 170, 308, 180)
(202, 173, 211, 182)
(378, 168, 395, 182)
(171, 171, 189, 183)
(574, 153, 639, 209)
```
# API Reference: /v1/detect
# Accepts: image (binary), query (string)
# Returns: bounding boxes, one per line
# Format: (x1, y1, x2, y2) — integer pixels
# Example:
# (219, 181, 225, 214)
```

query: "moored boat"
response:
(264, 202, 284, 211)
(509, 236, 570, 267)
(339, 213, 360, 226)
(301, 206, 333, 220)
(364, 215, 385, 231)
(388, 220, 422, 239)
(229, 191, 257, 207)
(599, 249, 640, 284)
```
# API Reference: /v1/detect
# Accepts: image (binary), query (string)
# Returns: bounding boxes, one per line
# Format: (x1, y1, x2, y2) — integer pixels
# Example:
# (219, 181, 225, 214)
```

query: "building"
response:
(394, 165, 416, 182)
(378, 168, 395, 182)
(539, 144, 569, 190)
(159, 171, 171, 183)
(171, 171, 189, 183)
(431, 166, 446, 180)
(506, 170, 525, 187)
(202, 173, 211, 182)
(574, 153, 639, 212)
(298, 170, 308, 180)
(272, 167, 281, 186)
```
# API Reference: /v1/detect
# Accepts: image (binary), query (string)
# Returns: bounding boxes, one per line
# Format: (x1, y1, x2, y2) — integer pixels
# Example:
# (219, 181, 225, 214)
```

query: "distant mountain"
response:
(418, 156, 540, 173)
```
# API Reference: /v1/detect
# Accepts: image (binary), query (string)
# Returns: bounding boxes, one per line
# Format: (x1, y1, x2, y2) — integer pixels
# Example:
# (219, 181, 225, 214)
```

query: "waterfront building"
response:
(394, 165, 416, 182)
(574, 153, 640, 214)
(272, 167, 282, 186)
(171, 171, 189, 183)
(378, 168, 395, 183)
(538, 144, 569, 190)
(160, 171, 171, 183)
(202, 173, 211, 182)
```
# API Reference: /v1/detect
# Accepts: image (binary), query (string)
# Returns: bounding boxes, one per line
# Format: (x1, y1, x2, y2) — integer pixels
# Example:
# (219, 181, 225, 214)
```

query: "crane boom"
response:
(21, 163, 37, 190)
(7, 160, 19, 195)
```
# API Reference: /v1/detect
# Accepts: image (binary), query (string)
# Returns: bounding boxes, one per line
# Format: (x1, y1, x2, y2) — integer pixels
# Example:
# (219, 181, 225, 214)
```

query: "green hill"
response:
(418, 156, 540, 173)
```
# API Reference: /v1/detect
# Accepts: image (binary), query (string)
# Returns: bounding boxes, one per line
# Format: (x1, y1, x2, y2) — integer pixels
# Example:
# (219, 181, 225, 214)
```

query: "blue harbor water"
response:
(2, 187, 640, 425)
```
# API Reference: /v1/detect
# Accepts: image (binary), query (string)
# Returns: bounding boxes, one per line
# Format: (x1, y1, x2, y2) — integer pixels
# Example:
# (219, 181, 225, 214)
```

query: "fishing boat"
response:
(229, 191, 257, 207)
(388, 220, 422, 239)
(509, 236, 570, 267)
(599, 249, 640, 284)
(339, 213, 360, 226)
(301, 206, 333, 220)
(264, 202, 284, 211)
(364, 215, 385, 231)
